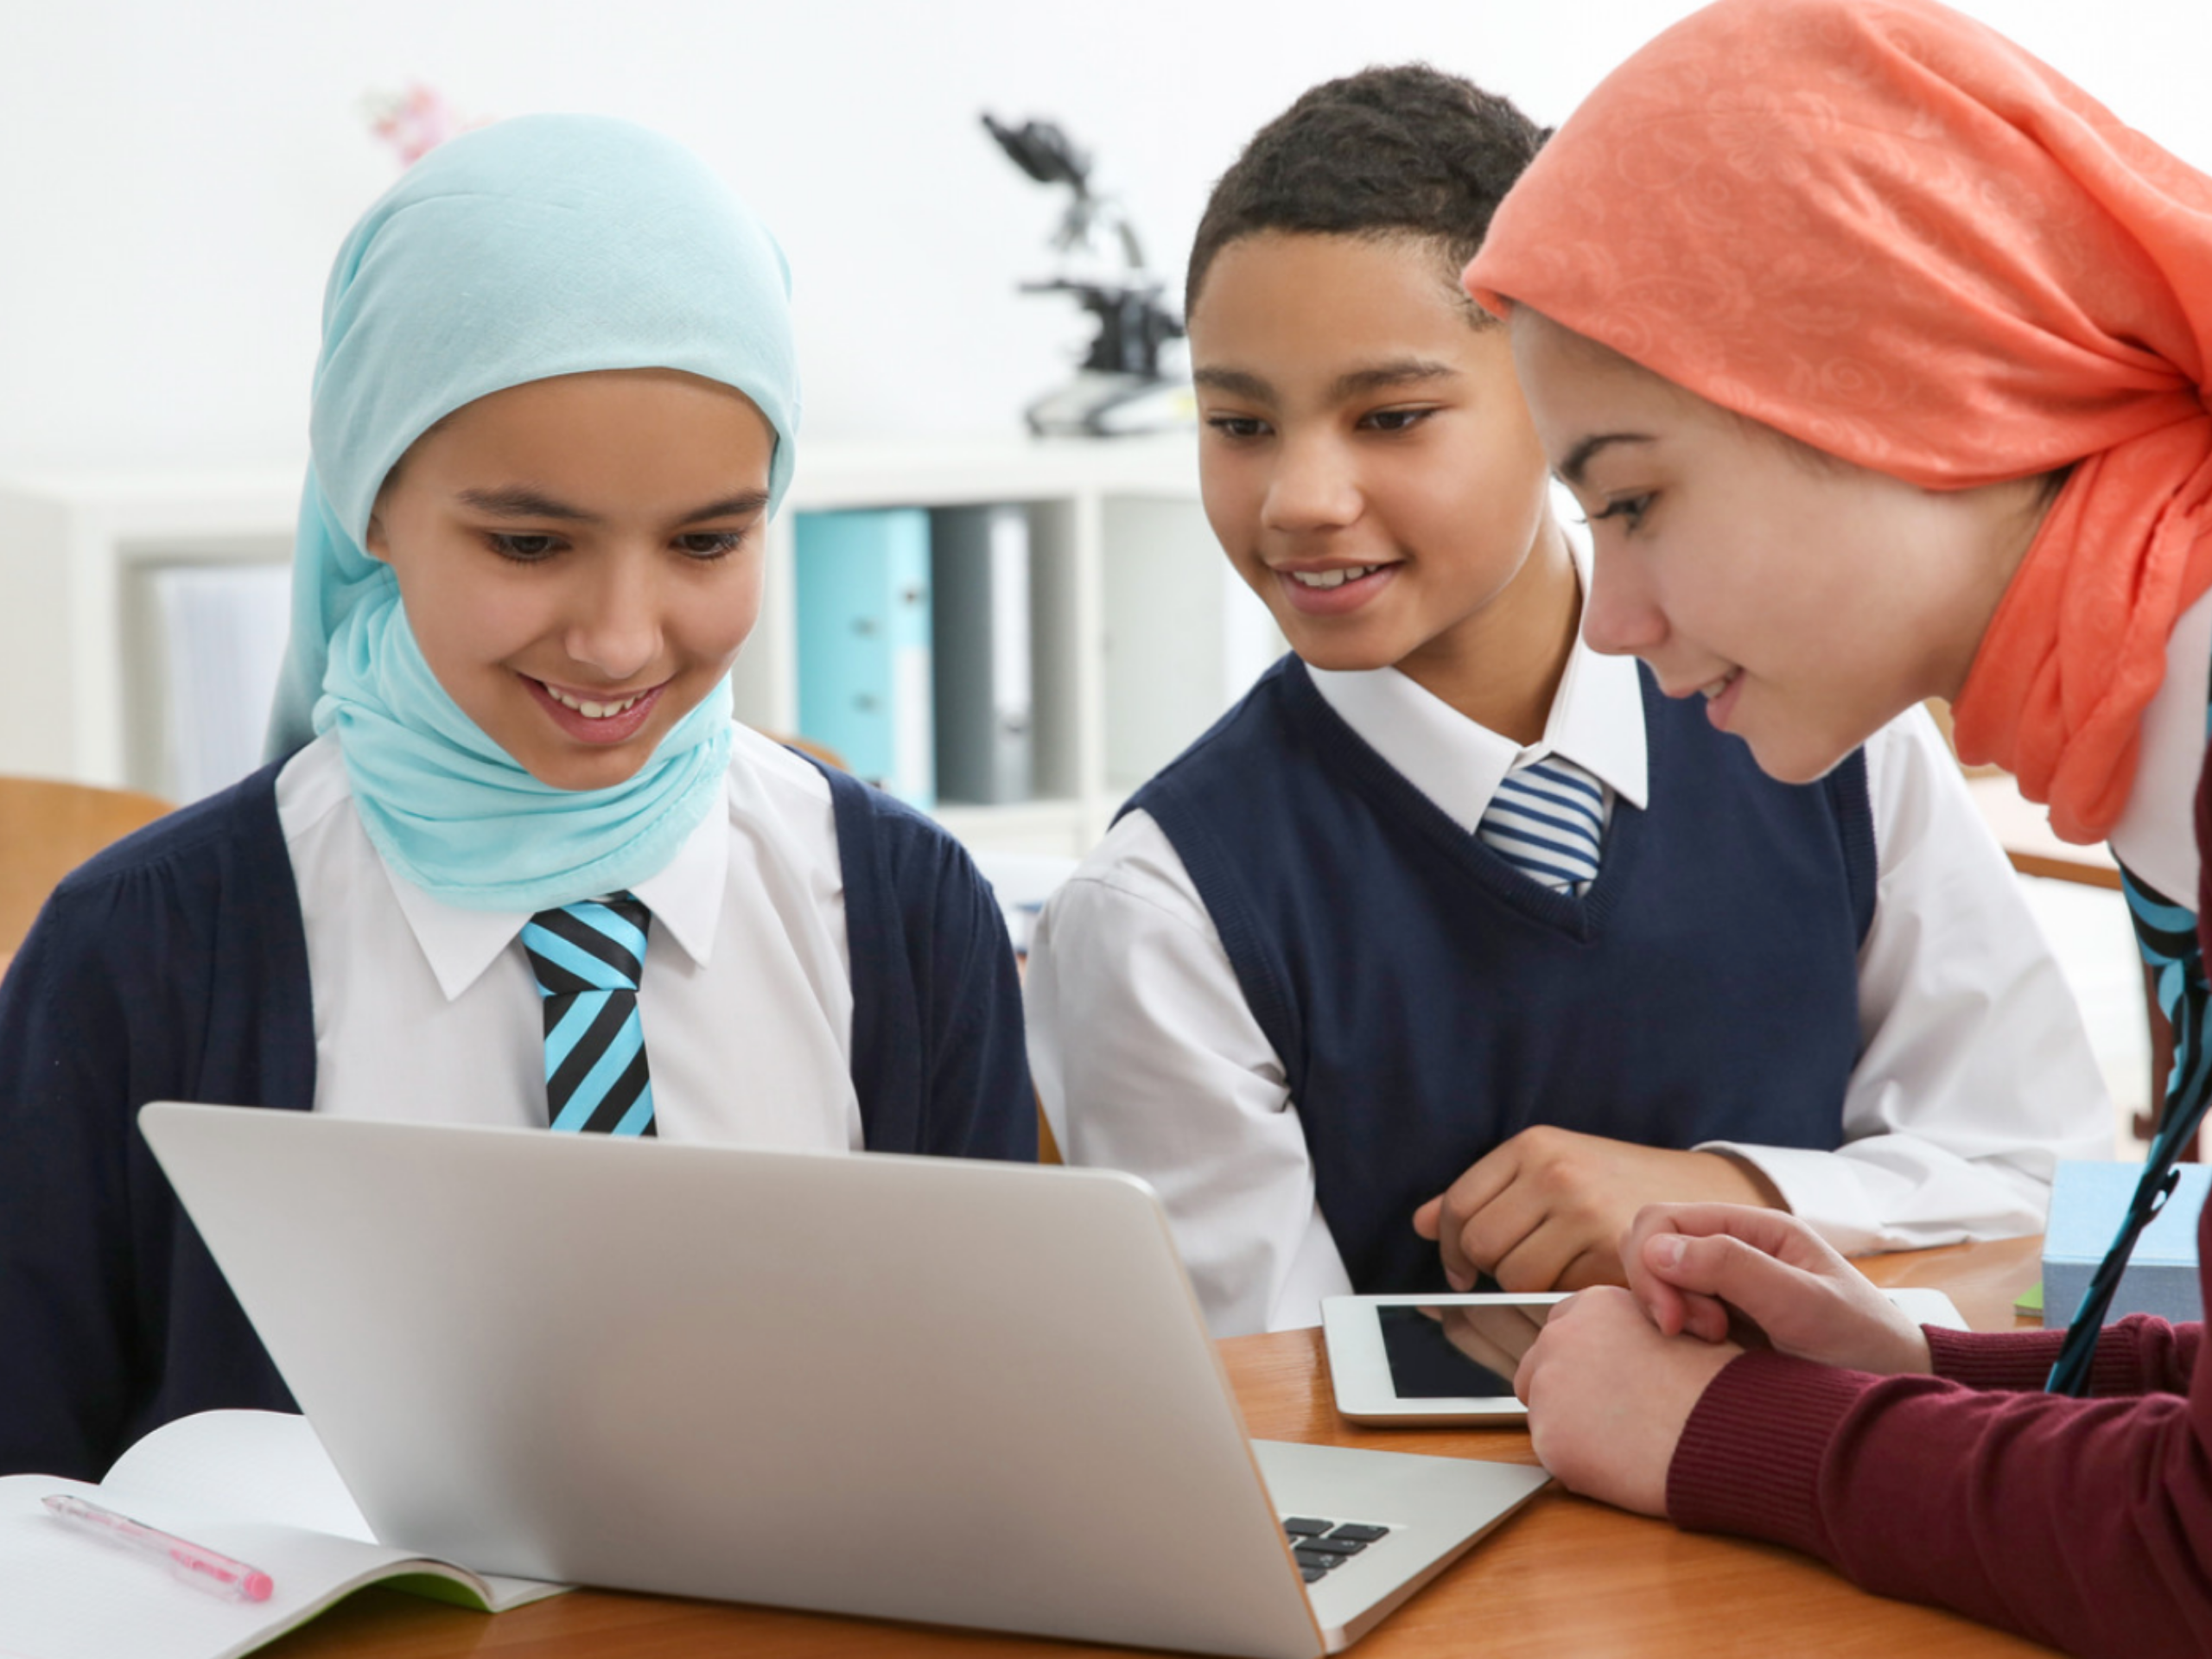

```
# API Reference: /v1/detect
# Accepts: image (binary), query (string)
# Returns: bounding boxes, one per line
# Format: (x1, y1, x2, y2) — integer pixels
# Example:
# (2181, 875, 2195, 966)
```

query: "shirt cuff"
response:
(1694, 1141, 1881, 1254)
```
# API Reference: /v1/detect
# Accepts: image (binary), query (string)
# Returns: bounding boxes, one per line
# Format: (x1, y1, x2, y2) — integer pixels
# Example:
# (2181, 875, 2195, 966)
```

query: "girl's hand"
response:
(1620, 1202, 1934, 1376)
(1514, 1286, 1738, 1516)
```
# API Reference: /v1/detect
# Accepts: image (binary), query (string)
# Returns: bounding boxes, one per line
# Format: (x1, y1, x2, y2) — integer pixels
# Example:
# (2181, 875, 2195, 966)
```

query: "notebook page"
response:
(0, 1474, 454, 1659)
(89, 1412, 564, 1612)
(101, 1410, 372, 1538)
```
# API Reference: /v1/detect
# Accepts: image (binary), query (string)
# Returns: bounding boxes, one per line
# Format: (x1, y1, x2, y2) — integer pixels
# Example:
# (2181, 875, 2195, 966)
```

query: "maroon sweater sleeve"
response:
(1923, 1313, 2202, 1395)
(1663, 716, 2212, 1656)
(1670, 1139, 2212, 1656)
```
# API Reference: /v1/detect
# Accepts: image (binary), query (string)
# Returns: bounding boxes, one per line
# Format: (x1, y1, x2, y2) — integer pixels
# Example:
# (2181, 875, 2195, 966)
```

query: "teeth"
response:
(1700, 671, 1738, 701)
(1289, 565, 1381, 590)
(544, 683, 644, 719)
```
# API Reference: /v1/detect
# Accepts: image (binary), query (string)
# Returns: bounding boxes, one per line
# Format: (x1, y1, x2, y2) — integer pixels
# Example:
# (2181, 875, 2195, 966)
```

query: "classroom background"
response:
(0, 0, 2203, 1148)
(4, 0, 2206, 471)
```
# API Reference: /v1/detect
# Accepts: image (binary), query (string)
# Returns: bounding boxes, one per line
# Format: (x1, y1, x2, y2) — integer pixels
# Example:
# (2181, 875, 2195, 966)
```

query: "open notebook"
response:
(0, 1410, 566, 1659)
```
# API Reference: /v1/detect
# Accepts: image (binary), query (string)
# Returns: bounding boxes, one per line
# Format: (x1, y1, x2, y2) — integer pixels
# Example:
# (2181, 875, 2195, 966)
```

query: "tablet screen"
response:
(1378, 1303, 1547, 1400)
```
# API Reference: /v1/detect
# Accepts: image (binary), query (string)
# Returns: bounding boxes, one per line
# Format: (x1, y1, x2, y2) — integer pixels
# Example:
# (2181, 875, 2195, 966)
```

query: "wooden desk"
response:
(261, 1236, 2050, 1658)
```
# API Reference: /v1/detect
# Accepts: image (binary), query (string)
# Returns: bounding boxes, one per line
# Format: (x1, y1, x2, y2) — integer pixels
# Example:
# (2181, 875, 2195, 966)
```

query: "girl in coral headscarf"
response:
(1467, 0, 2212, 1649)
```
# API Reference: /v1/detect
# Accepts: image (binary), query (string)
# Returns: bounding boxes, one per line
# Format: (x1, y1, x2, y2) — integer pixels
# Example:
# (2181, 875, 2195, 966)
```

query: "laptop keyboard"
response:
(1281, 1516, 1390, 1584)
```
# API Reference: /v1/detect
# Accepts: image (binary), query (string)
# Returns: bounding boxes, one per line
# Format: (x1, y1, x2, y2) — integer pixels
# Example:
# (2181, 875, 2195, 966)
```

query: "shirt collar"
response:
(1302, 561, 1648, 834)
(1546, 630, 1649, 810)
(383, 773, 730, 1001)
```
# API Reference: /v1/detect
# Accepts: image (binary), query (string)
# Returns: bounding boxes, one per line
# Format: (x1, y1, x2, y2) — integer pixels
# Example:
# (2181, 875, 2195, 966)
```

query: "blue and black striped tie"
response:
(521, 893, 657, 1137)
(1478, 754, 1605, 894)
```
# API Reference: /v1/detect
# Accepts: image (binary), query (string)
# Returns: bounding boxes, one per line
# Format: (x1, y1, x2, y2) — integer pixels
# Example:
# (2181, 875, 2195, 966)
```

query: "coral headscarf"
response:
(1466, 0, 2212, 842)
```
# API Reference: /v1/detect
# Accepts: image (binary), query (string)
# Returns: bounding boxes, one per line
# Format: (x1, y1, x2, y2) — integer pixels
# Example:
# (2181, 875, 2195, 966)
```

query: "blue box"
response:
(2041, 1160, 2209, 1328)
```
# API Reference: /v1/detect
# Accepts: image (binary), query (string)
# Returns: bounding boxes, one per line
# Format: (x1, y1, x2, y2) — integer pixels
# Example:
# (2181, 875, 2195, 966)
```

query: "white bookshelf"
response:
(0, 438, 1281, 859)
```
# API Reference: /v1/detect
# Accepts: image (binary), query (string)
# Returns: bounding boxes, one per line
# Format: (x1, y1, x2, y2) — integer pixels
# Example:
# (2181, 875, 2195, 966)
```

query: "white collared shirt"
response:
(1027, 640, 2113, 1338)
(2107, 586, 2212, 901)
(278, 724, 863, 1150)
(1300, 620, 1649, 831)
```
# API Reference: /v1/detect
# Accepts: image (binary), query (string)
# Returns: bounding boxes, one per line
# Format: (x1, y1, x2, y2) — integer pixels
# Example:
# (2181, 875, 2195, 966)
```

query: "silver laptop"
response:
(139, 1103, 1548, 1657)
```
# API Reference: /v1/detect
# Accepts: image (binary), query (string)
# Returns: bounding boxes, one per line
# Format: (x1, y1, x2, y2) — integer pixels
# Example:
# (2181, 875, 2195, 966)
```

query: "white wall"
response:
(3, 0, 2207, 477)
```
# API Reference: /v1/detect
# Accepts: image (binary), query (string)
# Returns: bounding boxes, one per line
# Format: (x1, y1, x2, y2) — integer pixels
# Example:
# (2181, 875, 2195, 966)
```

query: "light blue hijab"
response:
(265, 114, 799, 912)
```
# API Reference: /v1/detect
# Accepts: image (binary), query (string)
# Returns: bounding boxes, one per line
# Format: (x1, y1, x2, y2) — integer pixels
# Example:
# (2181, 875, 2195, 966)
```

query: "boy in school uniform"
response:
(0, 116, 1033, 1481)
(1024, 65, 2109, 1338)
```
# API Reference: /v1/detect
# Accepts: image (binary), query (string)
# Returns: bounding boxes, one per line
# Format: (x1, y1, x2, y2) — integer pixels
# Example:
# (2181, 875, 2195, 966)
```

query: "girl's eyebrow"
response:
(454, 486, 771, 523)
(1558, 432, 1654, 488)
(681, 490, 772, 521)
(457, 486, 592, 521)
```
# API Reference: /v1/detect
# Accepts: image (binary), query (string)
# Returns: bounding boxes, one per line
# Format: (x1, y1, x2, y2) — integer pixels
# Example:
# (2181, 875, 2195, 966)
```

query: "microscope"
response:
(982, 114, 1193, 438)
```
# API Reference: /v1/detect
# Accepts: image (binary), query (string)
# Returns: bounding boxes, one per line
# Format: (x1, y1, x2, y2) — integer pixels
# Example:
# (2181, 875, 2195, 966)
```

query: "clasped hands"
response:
(1507, 1203, 1936, 1516)
(1407, 1128, 1933, 1518)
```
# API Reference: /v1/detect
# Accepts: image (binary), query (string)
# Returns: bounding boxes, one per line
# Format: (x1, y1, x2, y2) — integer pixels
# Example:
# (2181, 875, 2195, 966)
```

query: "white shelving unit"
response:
(0, 438, 1281, 859)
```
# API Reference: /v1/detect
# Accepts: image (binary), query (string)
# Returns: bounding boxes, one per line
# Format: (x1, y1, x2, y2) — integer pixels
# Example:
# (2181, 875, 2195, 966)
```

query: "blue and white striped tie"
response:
(1478, 754, 1605, 894)
(521, 893, 658, 1136)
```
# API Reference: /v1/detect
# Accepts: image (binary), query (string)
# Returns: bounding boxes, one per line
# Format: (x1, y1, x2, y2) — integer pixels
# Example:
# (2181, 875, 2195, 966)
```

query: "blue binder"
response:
(795, 509, 934, 807)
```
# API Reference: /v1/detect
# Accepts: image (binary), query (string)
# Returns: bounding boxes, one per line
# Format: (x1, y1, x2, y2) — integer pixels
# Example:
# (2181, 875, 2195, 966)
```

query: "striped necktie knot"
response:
(523, 894, 649, 994)
(1478, 754, 1605, 895)
(522, 893, 657, 1136)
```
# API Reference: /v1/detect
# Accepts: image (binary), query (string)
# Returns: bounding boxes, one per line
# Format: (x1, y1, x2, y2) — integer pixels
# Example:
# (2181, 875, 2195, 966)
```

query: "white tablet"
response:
(1321, 1287, 1972, 1426)
(1320, 1294, 1569, 1425)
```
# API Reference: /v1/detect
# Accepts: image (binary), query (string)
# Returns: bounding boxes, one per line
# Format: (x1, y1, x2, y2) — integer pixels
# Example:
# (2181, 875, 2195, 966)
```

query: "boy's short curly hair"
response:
(1186, 63, 1548, 321)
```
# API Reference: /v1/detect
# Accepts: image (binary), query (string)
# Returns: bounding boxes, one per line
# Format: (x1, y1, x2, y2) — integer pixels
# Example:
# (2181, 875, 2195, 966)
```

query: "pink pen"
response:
(42, 1493, 275, 1602)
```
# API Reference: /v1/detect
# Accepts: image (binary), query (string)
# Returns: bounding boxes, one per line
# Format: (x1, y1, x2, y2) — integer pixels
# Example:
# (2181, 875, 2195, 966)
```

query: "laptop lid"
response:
(140, 1103, 1329, 1658)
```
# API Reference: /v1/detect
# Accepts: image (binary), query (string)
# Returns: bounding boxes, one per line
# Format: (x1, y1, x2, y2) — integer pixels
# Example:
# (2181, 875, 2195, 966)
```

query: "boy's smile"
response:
(365, 368, 775, 791)
(1275, 560, 1398, 615)
(1189, 231, 1576, 740)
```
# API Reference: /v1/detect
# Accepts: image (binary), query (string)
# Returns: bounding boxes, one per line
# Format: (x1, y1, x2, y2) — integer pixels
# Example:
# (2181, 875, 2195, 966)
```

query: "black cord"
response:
(2046, 867, 2211, 1395)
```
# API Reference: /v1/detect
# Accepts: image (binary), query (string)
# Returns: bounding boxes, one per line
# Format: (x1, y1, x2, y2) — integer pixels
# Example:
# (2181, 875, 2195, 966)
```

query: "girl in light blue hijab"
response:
(0, 115, 1033, 1481)
(272, 111, 800, 912)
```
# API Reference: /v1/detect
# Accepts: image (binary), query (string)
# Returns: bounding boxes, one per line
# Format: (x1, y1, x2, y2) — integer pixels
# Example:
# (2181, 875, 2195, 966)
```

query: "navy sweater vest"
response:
(1128, 658, 1877, 1295)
